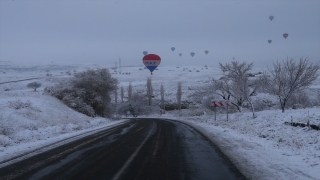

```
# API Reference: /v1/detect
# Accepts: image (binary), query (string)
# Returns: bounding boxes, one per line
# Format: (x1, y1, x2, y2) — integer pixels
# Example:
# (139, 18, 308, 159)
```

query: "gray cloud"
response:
(1, 0, 319, 68)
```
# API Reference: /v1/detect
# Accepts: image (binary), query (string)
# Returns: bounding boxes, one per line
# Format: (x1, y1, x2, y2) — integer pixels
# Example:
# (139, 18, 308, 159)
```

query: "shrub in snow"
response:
(117, 101, 147, 117)
(117, 91, 158, 116)
(0, 126, 14, 136)
(61, 93, 95, 116)
(4, 87, 11, 91)
(188, 109, 204, 116)
(7, 99, 32, 109)
(66, 71, 72, 75)
(27, 82, 41, 91)
(47, 68, 117, 117)
(0, 135, 11, 146)
(252, 98, 274, 111)
(201, 96, 217, 110)
(286, 91, 313, 109)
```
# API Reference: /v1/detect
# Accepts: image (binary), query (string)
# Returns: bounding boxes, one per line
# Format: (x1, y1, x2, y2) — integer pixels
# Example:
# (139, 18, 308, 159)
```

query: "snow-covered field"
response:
(0, 65, 319, 180)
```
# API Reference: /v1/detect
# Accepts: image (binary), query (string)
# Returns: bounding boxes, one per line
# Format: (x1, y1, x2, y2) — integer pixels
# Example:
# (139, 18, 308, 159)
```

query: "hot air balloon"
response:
(205, 50, 209, 54)
(283, 33, 288, 39)
(142, 54, 161, 75)
(268, 40, 272, 44)
(269, 16, 274, 21)
(143, 51, 148, 55)
(179, 53, 182, 57)
(190, 52, 195, 57)
(171, 47, 175, 51)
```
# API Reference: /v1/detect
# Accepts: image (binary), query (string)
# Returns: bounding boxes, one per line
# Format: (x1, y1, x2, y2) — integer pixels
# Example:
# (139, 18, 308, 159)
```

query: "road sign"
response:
(211, 100, 231, 121)
(211, 100, 231, 107)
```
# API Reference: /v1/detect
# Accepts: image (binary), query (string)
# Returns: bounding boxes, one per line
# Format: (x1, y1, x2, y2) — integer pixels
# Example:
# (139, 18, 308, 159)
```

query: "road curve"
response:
(0, 118, 247, 180)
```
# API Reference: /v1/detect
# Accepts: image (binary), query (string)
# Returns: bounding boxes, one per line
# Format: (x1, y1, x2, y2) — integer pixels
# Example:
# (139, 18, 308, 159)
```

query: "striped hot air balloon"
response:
(142, 54, 161, 75)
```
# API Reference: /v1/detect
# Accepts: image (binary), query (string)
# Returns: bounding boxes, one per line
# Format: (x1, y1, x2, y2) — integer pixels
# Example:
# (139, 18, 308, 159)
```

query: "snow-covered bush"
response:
(47, 68, 117, 117)
(201, 96, 217, 110)
(188, 108, 206, 116)
(61, 93, 95, 116)
(7, 99, 32, 109)
(117, 91, 159, 116)
(286, 91, 313, 109)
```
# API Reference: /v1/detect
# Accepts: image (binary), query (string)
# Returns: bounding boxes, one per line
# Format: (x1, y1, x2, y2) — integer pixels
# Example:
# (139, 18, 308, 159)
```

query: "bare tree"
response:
(160, 83, 165, 111)
(127, 82, 133, 101)
(218, 61, 260, 118)
(113, 87, 118, 117)
(146, 77, 153, 105)
(114, 88, 118, 108)
(176, 81, 182, 111)
(211, 78, 235, 106)
(27, 82, 41, 91)
(120, 86, 124, 102)
(266, 57, 319, 112)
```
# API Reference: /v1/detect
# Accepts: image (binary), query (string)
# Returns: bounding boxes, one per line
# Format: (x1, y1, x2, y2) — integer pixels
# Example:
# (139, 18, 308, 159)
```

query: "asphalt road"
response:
(0, 118, 247, 180)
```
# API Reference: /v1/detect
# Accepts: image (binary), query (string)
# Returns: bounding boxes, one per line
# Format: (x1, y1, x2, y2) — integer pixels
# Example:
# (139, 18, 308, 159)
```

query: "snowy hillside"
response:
(0, 65, 319, 179)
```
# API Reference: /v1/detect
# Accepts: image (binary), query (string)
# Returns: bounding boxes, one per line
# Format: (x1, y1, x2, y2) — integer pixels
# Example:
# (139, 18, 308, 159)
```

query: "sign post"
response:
(211, 100, 231, 121)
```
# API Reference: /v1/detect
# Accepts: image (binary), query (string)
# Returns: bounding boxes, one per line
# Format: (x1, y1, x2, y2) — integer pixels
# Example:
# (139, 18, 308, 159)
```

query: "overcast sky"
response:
(0, 0, 319, 68)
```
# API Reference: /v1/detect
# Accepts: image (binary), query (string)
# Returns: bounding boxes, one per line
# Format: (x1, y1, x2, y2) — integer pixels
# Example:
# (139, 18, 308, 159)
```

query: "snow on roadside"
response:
(162, 108, 320, 180)
(0, 119, 129, 168)
(0, 87, 127, 166)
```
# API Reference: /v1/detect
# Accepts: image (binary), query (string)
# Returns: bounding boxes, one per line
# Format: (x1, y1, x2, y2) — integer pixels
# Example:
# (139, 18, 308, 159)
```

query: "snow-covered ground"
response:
(0, 65, 319, 179)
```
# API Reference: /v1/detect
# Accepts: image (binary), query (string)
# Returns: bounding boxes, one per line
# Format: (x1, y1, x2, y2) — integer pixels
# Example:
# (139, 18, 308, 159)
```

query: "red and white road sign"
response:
(211, 100, 231, 107)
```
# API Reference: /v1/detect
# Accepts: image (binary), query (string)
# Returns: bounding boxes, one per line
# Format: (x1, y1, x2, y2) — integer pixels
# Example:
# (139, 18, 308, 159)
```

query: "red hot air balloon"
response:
(283, 33, 288, 39)
(142, 54, 161, 75)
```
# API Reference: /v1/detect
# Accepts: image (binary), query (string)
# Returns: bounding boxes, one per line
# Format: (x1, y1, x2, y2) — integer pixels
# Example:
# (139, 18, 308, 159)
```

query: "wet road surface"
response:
(0, 118, 247, 180)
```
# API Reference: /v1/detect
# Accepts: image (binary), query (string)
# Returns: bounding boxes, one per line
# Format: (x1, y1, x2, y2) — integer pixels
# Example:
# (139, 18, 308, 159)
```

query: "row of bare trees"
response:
(211, 57, 319, 118)
(114, 57, 318, 118)
(115, 77, 184, 117)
